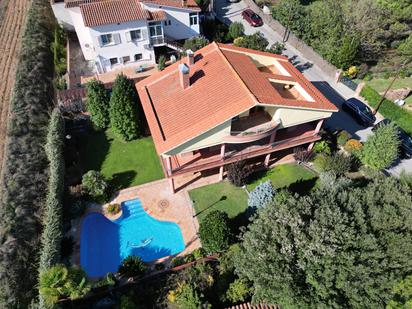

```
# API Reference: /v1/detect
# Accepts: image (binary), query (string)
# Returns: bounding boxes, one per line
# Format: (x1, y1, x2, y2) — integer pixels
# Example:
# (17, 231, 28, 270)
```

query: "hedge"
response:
(360, 85, 412, 135)
(38, 109, 65, 308)
(0, 0, 55, 307)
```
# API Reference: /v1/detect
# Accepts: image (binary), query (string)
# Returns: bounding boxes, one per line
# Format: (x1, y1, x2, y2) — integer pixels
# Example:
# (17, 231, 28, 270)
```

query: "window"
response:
(134, 53, 143, 61)
(130, 29, 141, 41)
(122, 56, 130, 63)
(100, 33, 114, 46)
(110, 57, 118, 65)
(164, 20, 171, 26)
(189, 13, 198, 26)
(149, 21, 163, 37)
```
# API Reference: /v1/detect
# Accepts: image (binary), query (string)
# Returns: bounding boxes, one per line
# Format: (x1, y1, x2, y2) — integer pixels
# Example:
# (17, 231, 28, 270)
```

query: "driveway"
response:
(214, 0, 412, 175)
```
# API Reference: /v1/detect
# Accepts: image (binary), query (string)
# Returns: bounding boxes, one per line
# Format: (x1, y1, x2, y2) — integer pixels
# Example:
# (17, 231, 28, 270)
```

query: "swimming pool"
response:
(80, 198, 185, 277)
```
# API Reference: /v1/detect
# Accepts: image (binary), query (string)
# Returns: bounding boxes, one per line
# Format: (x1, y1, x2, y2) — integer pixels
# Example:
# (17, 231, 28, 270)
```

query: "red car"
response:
(241, 9, 263, 27)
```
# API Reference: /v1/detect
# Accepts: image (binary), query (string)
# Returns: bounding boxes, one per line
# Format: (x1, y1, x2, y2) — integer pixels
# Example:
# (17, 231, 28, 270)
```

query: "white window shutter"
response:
(142, 28, 147, 40)
(114, 33, 121, 44)
(125, 31, 131, 42)
(97, 36, 103, 47)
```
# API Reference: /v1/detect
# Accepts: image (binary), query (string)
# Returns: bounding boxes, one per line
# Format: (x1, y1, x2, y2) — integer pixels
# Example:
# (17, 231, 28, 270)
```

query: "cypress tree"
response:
(86, 79, 110, 129)
(109, 74, 139, 140)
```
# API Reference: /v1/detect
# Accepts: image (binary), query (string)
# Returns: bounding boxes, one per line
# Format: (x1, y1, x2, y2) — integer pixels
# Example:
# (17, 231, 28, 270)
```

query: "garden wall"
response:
(239, 0, 338, 79)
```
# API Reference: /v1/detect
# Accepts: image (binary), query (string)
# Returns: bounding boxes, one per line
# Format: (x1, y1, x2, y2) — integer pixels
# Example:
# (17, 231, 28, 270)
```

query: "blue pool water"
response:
(80, 198, 185, 277)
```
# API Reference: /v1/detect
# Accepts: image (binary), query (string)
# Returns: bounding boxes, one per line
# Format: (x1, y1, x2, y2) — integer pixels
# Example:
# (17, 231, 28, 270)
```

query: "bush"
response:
(313, 140, 331, 155)
(227, 160, 251, 187)
(157, 55, 166, 71)
(199, 210, 232, 254)
(233, 32, 268, 51)
(337, 130, 351, 146)
(0, 0, 55, 306)
(86, 79, 110, 129)
(171, 256, 186, 268)
(81, 170, 108, 200)
(268, 42, 285, 55)
(387, 275, 412, 309)
(183, 36, 209, 52)
(247, 180, 276, 210)
(314, 153, 352, 175)
(360, 123, 400, 170)
(360, 85, 412, 136)
(109, 74, 140, 141)
(39, 265, 90, 306)
(192, 248, 206, 260)
(344, 139, 363, 154)
(227, 22, 244, 40)
(120, 295, 137, 309)
(225, 279, 251, 303)
(173, 284, 206, 309)
(118, 256, 146, 278)
(52, 26, 67, 76)
(107, 203, 121, 215)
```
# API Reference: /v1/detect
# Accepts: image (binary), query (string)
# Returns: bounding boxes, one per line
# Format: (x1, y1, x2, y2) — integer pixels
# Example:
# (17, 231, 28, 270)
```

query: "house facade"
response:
(136, 43, 338, 192)
(51, 0, 201, 73)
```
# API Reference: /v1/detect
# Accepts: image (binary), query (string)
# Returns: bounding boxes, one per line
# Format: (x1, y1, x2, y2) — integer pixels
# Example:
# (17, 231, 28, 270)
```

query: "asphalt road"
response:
(214, 0, 412, 175)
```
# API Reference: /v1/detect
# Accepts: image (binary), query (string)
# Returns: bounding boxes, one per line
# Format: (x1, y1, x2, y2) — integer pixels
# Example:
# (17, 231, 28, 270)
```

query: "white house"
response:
(51, 0, 201, 73)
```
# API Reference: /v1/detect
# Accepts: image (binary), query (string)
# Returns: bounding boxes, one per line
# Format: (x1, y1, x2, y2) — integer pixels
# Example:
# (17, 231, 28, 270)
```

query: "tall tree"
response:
(234, 174, 412, 308)
(86, 79, 110, 129)
(109, 74, 140, 141)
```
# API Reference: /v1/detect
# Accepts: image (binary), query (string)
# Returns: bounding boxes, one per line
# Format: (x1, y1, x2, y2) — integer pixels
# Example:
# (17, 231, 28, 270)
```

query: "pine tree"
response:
(109, 74, 140, 140)
(86, 79, 110, 129)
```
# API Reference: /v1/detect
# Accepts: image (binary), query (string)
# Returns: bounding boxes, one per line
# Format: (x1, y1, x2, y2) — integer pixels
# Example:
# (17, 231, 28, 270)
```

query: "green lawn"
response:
(363, 77, 412, 105)
(189, 163, 317, 224)
(247, 163, 318, 193)
(78, 130, 164, 190)
(189, 182, 248, 223)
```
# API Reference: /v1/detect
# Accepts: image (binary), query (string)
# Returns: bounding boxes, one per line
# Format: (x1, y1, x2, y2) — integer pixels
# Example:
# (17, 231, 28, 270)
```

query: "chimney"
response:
(178, 63, 190, 89)
(182, 0, 187, 7)
(186, 49, 194, 66)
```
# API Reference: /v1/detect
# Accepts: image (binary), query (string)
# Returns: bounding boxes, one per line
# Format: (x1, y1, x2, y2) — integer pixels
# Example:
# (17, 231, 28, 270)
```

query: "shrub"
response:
(337, 130, 351, 146)
(192, 248, 206, 260)
(293, 147, 314, 163)
(109, 74, 140, 141)
(344, 65, 358, 78)
(227, 22, 244, 40)
(360, 123, 400, 170)
(0, 0, 55, 306)
(107, 203, 121, 215)
(360, 85, 412, 136)
(268, 42, 285, 55)
(233, 32, 268, 51)
(199, 210, 232, 254)
(387, 275, 412, 309)
(313, 140, 331, 155)
(39, 265, 90, 306)
(86, 79, 110, 129)
(81, 170, 108, 199)
(225, 279, 251, 303)
(183, 36, 209, 52)
(314, 153, 352, 175)
(247, 181, 276, 210)
(174, 284, 206, 309)
(171, 256, 186, 268)
(157, 55, 166, 71)
(120, 295, 137, 309)
(227, 160, 251, 187)
(344, 139, 363, 154)
(118, 256, 146, 278)
(52, 26, 67, 76)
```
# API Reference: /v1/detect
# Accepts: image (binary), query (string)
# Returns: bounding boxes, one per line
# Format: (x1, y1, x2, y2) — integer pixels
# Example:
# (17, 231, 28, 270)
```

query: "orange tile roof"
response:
(136, 42, 337, 155)
(143, 0, 200, 11)
(147, 10, 167, 21)
(66, 0, 200, 10)
(80, 0, 151, 27)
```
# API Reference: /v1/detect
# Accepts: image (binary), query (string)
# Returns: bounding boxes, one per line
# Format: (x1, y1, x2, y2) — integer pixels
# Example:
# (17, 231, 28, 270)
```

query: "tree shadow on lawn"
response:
(110, 170, 138, 192)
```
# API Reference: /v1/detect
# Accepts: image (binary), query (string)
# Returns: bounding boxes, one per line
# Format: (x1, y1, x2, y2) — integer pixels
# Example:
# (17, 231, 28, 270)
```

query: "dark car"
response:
(373, 119, 412, 159)
(241, 9, 263, 27)
(341, 97, 376, 127)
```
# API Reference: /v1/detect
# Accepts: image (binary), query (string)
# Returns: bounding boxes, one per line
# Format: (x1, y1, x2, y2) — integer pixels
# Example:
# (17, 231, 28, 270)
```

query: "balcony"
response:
(162, 123, 320, 177)
(149, 36, 165, 46)
(224, 112, 280, 143)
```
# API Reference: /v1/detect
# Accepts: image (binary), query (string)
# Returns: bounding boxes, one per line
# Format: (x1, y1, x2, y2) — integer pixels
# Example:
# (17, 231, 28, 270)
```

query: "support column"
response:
(264, 153, 271, 167)
(219, 166, 224, 181)
(269, 130, 277, 145)
(315, 119, 324, 134)
(169, 178, 175, 193)
(219, 144, 226, 181)
(307, 142, 315, 151)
